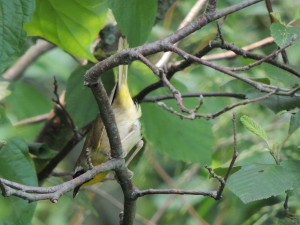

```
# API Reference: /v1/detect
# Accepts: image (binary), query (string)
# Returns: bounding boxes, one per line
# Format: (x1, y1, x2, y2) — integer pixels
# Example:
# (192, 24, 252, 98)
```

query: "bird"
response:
(72, 37, 142, 197)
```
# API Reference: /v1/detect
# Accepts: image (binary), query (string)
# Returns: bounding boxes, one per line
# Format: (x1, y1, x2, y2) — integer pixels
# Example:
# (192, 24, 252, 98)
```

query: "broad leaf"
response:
(0, 0, 35, 73)
(141, 102, 213, 164)
(255, 94, 300, 113)
(109, 0, 157, 47)
(270, 23, 300, 48)
(261, 64, 299, 87)
(289, 110, 300, 135)
(227, 160, 300, 203)
(240, 115, 269, 145)
(24, 0, 108, 62)
(0, 138, 37, 225)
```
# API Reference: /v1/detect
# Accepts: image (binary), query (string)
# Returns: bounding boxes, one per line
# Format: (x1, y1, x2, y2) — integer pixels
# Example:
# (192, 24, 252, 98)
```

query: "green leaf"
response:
(289, 110, 300, 135)
(5, 81, 52, 120)
(0, 106, 16, 140)
(0, 138, 37, 225)
(0, 0, 35, 73)
(254, 94, 300, 113)
(246, 88, 300, 113)
(240, 115, 269, 146)
(270, 23, 300, 48)
(141, 103, 213, 164)
(65, 64, 115, 128)
(292, 7, 300, 22)
(270, 12, 283, 24)
(227, 160, 300, 203)
(24, 0, 108, 62)
(109, 0, 157, 47)
(261, 64, 299, 87)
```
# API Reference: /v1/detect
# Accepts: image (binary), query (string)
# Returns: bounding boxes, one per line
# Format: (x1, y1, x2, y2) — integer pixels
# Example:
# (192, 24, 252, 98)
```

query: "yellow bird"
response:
(73, 38, 142, 197)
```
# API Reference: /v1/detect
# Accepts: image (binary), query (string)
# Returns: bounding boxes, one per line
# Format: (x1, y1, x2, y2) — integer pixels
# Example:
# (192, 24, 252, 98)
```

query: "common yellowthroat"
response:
(73, 38, 141, 197)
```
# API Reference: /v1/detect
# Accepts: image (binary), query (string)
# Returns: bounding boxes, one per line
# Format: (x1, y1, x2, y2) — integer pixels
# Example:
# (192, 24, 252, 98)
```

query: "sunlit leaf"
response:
(240, 115, 269, 146)
(24, 0, 108, 62)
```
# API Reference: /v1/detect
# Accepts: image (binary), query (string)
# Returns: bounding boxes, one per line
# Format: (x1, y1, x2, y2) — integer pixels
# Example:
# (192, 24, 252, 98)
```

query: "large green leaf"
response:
(227, 160, 300, 203)
(270, 23, 300, 48)
(0, 0, 35, 73)
(261, 64, 299, 87)
(248, 93, 300, 113)
(141, 102, 213, 164)
(24, 0, 108, 62)
(109, 0, 157, 47)
(0, 138, 37, 225)
(6, 81, 52, 120)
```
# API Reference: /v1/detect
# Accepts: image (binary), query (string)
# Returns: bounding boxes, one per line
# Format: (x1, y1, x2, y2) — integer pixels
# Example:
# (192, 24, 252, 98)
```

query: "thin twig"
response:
(157, 90, 277, 120)
(13, 113, 50, 127)
(134, 189, 216, 198)
(156, 0, 206, 68)
(52, 77, 80, 139)
(283, 192, 289, 212)
(38, 127, 88, 181)
(229, 34, 297, 72)
(143, 92, 246, 102)
(209, 40, 300, 79)
(141, 153, 210, 225)
(203, 37, 274, 61)
(216, 112, 239, 199)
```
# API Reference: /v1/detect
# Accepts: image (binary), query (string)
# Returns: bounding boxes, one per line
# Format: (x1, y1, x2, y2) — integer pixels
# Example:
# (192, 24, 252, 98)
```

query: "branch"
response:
(133, 189, 217, 199)
(156, 83, 277, 120)
(216, 112, 238, 199)
(134, 43, 215, 103)
(0, 159, 122, 202)
(209, 40, 300, 79)
(143, 92, 246, 102)
(87, 80, 136, 225)
(202, 37, 274, 60)
(156, 0, 206, 67)
(84, 0, 264, 85)
(228, 34, 297, 72)
(51, 78, 81, 141)
(2, 40, 55, 81)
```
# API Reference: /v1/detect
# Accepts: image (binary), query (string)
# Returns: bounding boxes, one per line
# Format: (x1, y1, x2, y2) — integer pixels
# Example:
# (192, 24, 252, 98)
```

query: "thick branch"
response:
(0, 159, 122, 202)
(84, 0, 264, 85)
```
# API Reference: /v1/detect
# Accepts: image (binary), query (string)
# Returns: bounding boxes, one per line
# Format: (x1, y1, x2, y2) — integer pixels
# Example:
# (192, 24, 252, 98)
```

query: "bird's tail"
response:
(118, 37, 129, 88)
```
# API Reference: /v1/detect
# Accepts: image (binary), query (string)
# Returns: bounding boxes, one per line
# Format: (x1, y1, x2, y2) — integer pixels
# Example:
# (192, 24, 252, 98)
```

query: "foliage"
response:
(0, 0, 300, 225)
(0, 0, 35, 73)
